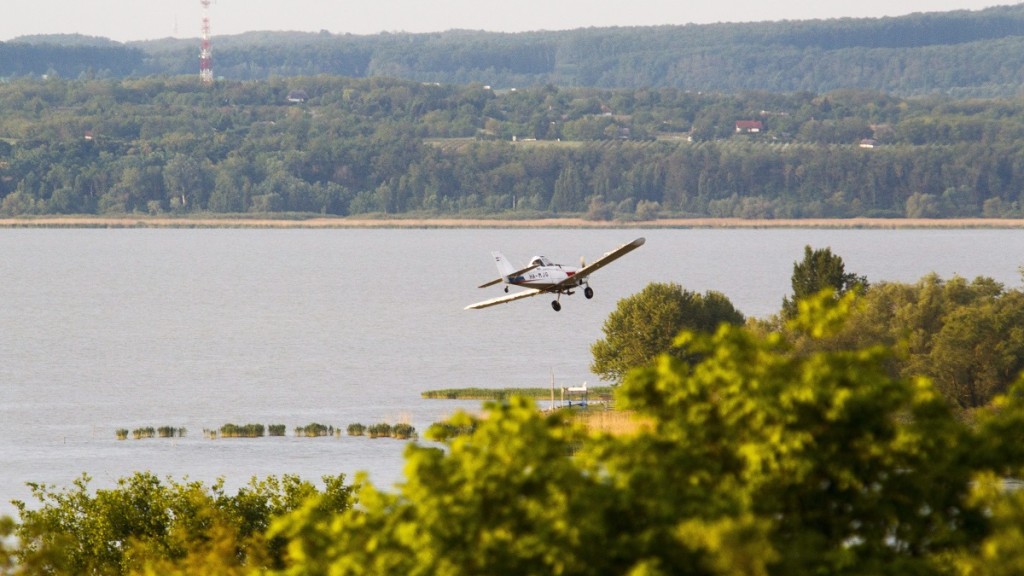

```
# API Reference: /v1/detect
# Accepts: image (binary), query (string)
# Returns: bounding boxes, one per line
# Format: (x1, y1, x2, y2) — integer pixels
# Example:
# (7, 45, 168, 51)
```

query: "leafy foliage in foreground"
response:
(264, 293, 1024, 574)
(6, 294, 1024, 574)
(5, 473, 353, 575)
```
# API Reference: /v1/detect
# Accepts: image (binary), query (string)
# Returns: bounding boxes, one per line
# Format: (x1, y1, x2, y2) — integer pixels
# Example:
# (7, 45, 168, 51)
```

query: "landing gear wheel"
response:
(551, 300, 562, 312)
(584, 286, 594, 299)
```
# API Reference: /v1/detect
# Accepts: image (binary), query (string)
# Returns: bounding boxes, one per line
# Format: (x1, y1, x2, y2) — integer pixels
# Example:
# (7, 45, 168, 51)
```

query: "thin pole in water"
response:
(550, 369, 555, 411)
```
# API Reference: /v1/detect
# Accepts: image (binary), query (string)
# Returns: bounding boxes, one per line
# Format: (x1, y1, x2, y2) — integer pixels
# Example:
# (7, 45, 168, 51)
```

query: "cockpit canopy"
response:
(529, 256, 553, 267)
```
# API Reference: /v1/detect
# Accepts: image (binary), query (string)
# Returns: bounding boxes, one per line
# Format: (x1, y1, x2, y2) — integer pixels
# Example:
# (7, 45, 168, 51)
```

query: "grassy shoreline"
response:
(422, 386, 615, 400)
(2, 215, 1024, 229)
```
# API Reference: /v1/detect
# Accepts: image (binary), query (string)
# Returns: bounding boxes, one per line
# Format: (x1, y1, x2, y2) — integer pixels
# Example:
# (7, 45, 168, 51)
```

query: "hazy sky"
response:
(0, 1, 1009, 43)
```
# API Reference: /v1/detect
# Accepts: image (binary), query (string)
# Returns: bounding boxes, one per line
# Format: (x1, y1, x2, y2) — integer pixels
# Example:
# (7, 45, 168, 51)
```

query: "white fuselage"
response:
(508, 257, 584, 291)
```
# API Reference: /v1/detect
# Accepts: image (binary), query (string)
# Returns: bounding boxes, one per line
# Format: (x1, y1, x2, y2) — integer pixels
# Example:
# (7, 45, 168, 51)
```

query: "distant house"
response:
(859, 138, 878, 149)
(735, 120, 763, 133)
(286, 89, 308, 103)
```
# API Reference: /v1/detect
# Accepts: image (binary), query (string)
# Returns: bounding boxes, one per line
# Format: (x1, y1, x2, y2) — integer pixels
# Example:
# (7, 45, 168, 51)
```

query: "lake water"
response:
(2, 227, 1023, 513)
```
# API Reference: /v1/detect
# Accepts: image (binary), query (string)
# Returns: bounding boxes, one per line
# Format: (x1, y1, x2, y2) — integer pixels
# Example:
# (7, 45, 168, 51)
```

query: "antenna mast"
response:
(199, 0, 213, 83)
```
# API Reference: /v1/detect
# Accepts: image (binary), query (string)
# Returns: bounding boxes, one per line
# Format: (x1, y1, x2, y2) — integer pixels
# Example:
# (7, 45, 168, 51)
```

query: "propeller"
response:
(580, 255, 586, 268)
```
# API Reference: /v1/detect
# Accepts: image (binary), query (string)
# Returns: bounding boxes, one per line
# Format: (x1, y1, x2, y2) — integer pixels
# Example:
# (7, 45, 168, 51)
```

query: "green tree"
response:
(590, 282, 744, 384)
(163, 154, 209, 211)
(915, 279, 1024, 410)
(8, 472, 353, 575)
(549, 164, 584, 213)
(600, 291, 1006, 575)
(781, 245, 867, 318)
(782, 273, 1024, 411)
(265, 292, 1024, 575)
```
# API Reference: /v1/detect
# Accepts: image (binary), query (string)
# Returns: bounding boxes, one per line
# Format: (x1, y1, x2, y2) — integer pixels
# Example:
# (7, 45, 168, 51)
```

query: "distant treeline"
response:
(3, 76, 1024, 219)
(4, 4, 1024, 95)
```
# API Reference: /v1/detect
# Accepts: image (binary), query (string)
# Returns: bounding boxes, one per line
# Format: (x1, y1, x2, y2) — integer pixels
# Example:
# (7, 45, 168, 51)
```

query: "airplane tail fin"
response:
(477, 252, 520, 288)
(492, 251, 517, 278)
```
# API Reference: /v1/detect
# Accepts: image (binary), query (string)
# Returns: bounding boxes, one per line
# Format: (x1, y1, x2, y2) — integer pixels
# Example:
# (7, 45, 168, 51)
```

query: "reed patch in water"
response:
(427, 421, 476, 438)
(157, 426, 187, 438)
(392, 423, 417, 440)
(294, 423, 333, 437)
(344, 422, 416, 439)
(218, 423, 265, 438)
(367, 423, 392, 438)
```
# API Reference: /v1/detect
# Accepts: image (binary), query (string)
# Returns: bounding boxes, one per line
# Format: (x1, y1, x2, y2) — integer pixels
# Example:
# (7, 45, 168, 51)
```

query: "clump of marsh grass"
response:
(392, 423, 417, 440)
(157, 426, 186, 438)
(294, 423, 333, 437)
(268, 424, 287, 436)
(367, 423, 393, 439)
(219, 423, 265, 438)
(427, 421, 476, 438)
(115, 429, 129, 440)
(132, 427, 156, 440)
(346, 421, 416, 440)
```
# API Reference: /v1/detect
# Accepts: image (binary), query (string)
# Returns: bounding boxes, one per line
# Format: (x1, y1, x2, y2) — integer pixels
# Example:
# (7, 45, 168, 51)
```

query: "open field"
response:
(2, 215, 1024, 229)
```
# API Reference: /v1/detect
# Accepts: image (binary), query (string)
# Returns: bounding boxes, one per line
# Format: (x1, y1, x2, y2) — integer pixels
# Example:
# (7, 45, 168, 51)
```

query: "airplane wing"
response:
(464, 288, 547, 309)
(550, 237, 646, 289)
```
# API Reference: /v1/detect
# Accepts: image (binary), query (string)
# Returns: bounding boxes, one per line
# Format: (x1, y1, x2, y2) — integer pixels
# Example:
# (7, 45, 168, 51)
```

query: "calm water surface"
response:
(1, 227, 1022, 512)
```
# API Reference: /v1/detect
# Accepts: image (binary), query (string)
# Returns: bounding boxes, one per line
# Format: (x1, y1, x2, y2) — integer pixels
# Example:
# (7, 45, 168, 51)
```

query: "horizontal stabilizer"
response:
(476, 263, 540, 289)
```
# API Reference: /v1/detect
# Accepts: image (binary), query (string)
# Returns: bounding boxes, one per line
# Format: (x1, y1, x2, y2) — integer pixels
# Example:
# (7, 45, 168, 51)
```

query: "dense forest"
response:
(4, 5, 1024, 219)
(3, 75, 1024, 218)
(3, 5, 1024, 96)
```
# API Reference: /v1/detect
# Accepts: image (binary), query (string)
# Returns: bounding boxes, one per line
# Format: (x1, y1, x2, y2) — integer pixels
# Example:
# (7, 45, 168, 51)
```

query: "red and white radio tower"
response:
(199, 0, 213, 83)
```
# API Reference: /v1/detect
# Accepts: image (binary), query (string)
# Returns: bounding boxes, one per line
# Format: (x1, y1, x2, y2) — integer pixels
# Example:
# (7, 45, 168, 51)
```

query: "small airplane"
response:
(465, 237, 645, 311)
